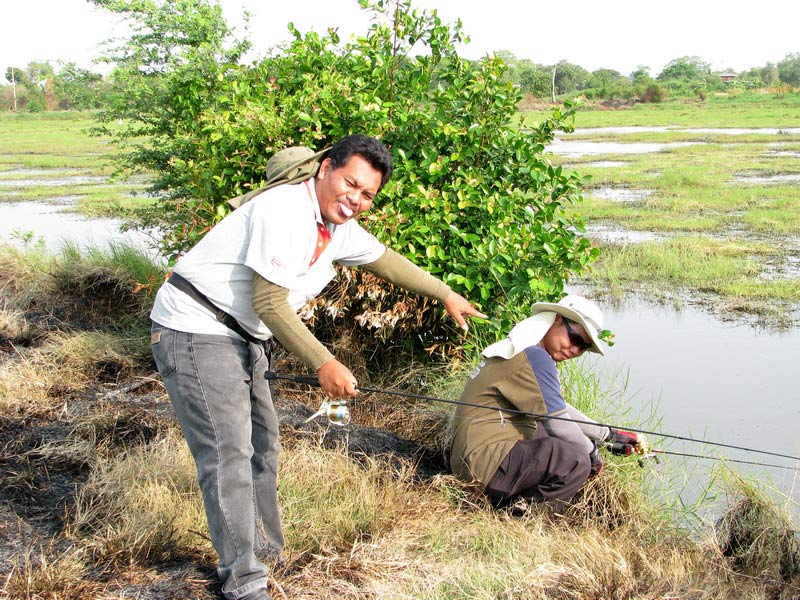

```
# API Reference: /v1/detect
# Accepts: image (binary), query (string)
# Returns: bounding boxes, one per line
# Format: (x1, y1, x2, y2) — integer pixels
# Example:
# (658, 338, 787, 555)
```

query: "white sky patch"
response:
(1, 0, 798, 77)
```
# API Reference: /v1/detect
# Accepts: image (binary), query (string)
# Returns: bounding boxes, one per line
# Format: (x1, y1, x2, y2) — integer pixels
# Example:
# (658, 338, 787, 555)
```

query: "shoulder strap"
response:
(167, 272, 264, 346)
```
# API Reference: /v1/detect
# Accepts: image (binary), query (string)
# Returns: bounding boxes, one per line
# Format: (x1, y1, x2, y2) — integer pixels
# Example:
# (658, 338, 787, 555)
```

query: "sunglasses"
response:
(563, 319, 593, 351)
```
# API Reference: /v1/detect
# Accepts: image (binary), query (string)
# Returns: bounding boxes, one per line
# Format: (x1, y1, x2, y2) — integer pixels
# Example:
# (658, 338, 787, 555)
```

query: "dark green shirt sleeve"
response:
(251, 273, 334, 371)
(361, 247, 451, 303)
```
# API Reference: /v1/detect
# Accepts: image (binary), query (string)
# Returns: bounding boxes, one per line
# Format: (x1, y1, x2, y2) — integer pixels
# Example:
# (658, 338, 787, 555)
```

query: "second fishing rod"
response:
(266, 371, 800, 470)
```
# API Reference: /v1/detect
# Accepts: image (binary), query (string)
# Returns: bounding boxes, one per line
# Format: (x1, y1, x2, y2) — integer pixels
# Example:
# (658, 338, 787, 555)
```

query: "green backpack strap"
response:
(227, 146, 328, 209)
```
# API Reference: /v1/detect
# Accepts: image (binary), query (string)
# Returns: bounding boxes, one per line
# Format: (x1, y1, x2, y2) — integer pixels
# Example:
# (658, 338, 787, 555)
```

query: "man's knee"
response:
(551, 438, 592, 492)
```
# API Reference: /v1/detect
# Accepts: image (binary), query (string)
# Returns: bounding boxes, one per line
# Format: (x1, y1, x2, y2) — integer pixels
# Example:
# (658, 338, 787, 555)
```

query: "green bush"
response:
(638, 83, 666, 103)
(94, 0, 597, 362)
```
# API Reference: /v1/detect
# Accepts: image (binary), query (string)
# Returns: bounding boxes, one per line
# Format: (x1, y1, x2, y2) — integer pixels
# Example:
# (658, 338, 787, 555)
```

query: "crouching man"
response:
(450, 295, 629, 508)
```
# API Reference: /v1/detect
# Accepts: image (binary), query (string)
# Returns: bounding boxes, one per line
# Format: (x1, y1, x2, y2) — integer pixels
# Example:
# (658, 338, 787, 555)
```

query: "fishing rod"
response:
(266, 371, 800, 467)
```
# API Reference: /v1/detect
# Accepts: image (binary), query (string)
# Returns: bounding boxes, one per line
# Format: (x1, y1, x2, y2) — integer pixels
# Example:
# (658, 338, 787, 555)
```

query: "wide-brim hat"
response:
(264, 146, 328, 184)
(531, 294, 606, 356)
(227, 147, 329, 209)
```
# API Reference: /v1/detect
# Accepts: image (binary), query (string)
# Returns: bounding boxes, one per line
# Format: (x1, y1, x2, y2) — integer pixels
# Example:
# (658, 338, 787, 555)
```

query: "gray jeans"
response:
(151, 323, 283, 600)
(485, 426, 591, 506)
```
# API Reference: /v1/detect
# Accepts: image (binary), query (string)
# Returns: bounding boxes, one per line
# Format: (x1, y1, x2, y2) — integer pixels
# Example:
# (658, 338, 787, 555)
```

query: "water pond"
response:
(730, 173, 800, 185)
(577, 293, 800, 513)
(0, 200, 161, 260)
(0, 176, 108, 187)
(588, 187, 654, 202)
(548, 138, 700, 158)
(767, 150, 800, 158)
(583, 224, 666, 244)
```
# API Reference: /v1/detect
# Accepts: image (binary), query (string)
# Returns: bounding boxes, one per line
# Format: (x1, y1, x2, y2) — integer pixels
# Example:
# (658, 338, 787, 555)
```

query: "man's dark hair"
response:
(322, 134, 393, 191)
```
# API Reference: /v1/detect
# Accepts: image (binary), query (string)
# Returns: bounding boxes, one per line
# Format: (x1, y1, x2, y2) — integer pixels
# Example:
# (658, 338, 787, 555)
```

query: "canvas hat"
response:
(264, 146, 328, 184)
(532, 294, 606, 356)
(227, 146, 328, 209)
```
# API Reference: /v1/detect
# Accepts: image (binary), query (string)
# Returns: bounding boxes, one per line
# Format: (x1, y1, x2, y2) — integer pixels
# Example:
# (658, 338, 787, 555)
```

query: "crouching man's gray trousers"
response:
(485, 426, 591, 507)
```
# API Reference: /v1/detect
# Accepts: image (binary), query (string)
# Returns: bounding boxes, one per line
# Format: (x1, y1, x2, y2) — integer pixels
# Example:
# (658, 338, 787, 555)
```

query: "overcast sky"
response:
(3, 0, 799, 77)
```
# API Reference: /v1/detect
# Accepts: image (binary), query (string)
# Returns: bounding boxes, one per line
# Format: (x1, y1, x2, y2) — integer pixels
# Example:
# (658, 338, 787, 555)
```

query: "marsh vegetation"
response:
(529, 93, 800, 325)
(2, 98, 800, 596)
(0, 112, 152, 219)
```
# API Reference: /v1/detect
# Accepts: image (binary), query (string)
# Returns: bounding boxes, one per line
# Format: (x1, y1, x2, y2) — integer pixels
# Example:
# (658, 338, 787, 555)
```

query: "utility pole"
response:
(11, 67, 17, 112)
(551, 65, 557, 103)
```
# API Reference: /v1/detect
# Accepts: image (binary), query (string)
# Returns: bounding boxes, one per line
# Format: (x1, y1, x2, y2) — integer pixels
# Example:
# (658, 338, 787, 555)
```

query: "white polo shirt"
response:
(150, 178, 386, 340)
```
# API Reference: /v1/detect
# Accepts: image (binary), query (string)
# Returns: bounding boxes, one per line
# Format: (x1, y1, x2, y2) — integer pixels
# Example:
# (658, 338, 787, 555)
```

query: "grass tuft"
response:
(0, 329, 150, 418)
(279, 438, 419, 556)
(715, 475, 800, 582)
(69, 432, 213, 567)
(1, 546, 105, 600)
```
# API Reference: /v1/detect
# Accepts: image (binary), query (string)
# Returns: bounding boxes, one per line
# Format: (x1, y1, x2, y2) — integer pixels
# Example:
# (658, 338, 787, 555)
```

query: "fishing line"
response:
(337, 398, 799, 472)
(651, 449, 800, 471)
(267, 371, 800, 466)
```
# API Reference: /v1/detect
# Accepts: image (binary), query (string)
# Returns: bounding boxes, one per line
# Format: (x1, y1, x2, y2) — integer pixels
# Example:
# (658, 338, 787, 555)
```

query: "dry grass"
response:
(1, 546, 106, 600)
(2, 244, 799, 599)
(0, 245, 50, 308)
(6, 419, 800, 599)
(0, 307, 33, 344)
(271, 446, 800, 600)
(69, 431, 213, 567)
(0, 329, 147, 418)
(714, 475, 800, 586)
(352, 471, 688, 600)
(279, 438, 422, 557)
(0, 241, 160, 332)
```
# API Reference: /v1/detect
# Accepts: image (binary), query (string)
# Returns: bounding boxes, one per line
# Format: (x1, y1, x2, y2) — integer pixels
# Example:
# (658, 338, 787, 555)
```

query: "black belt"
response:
(167, 272, 273, 351)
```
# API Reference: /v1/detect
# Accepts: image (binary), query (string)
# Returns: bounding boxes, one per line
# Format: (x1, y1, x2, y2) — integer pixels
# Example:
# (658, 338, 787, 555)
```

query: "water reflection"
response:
(583, 224, 665, 243)
(0, 200, 161, 261)
(577, 293, 800, 513)
(589, 187, 653, 202)
(730, 173, 800, 184)
(0, 176, 108, 187)
(548, 138, 700, 158)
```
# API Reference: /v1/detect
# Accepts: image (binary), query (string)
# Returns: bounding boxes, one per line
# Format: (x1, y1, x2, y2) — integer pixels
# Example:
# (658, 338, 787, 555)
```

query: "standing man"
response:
(450, 295, 637, 509)
(150, 135, 486, 600)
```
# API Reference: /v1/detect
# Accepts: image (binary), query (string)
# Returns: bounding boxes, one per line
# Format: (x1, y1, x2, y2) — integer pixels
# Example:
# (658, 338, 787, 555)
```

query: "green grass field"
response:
(525, 90, 800, 128)
(530, 91, 800, 318)
(0, 111, 151, 216)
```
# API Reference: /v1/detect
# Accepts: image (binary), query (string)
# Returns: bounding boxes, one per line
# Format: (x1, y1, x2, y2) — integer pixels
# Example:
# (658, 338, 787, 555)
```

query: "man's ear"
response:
(553, 313, 563, 324)
(316, 158, 332, 181)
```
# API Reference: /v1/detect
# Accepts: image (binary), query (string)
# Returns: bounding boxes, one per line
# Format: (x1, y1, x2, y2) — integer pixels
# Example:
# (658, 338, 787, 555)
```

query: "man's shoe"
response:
(239, 588, 270, 600)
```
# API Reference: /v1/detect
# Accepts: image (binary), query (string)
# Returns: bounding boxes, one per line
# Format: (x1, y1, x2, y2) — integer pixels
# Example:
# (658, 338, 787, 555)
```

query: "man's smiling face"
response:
(315, 155, 382, 225)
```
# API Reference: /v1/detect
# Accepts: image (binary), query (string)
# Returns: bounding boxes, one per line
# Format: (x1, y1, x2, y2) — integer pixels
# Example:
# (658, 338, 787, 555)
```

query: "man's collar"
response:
(308, 178, 335, 234)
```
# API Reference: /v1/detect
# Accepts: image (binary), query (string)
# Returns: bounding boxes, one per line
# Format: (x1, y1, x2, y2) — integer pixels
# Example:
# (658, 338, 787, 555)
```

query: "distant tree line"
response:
(3, 51, 800, 112)
(499, 52, 800, 103)
(2, 62, 111, 111)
